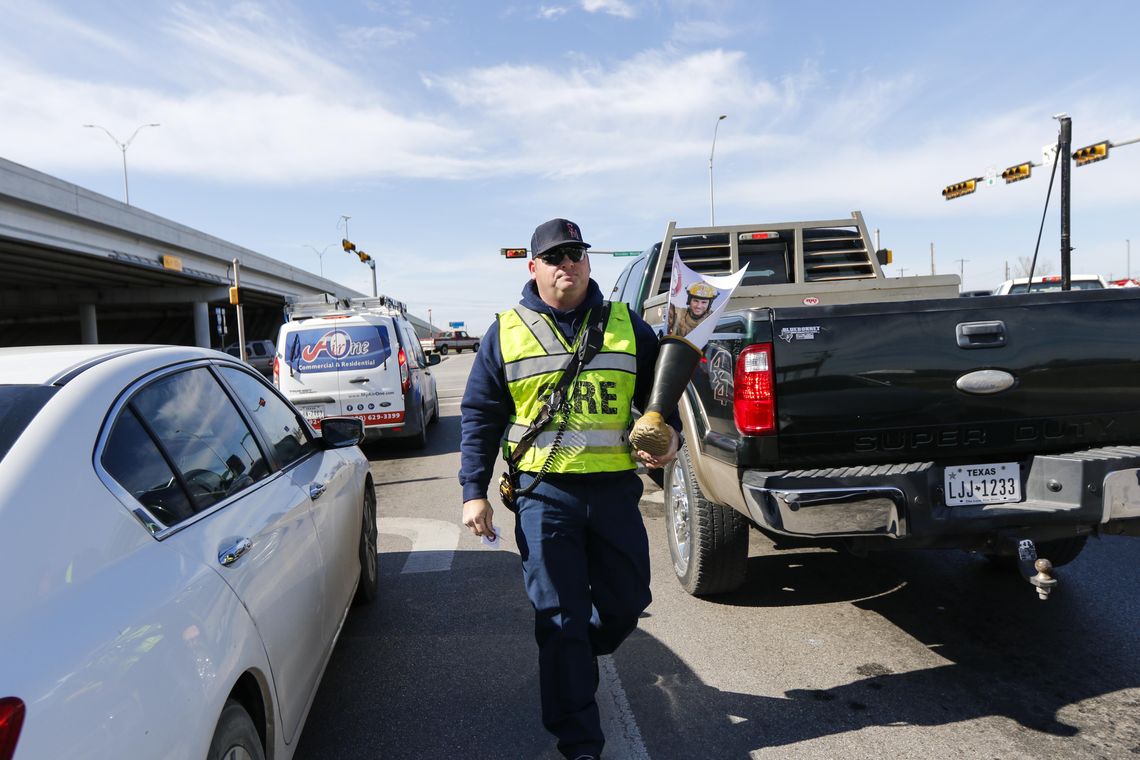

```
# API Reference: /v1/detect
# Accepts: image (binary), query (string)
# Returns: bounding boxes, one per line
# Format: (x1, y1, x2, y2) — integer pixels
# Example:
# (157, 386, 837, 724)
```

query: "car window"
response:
(0, 385, 58, 465)
(399, 322, 428, 367)
(219, 366, 317, 467)
(620, 254, 651, 311)
(251, 343, 268, 357)
(610, 263, 632, 300)
(129, 367, 270, 511)
(101, 407, 196, 525)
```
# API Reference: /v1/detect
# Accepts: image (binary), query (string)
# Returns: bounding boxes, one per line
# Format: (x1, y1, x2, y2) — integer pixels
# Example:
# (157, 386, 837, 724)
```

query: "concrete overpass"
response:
(0, 157, 371, 348)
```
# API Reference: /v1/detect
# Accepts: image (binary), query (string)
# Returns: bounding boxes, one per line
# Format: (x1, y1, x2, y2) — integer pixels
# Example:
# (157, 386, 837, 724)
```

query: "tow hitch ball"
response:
(1017, 539, 1057, 600)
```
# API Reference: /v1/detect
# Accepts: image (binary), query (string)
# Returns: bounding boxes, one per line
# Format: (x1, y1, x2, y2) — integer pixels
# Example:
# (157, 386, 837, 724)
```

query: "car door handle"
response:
(219, 538, 253, 567)
(348, 377, 370, 384)
(309, 482, 327, 500)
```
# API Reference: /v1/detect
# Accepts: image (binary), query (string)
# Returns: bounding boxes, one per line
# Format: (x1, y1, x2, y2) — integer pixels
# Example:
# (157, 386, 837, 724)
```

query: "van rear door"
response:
(279, 320, 405, 429)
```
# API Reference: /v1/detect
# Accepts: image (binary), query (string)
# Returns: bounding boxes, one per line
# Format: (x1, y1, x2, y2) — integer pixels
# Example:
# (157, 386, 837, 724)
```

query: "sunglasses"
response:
(536, 246, 587, 265)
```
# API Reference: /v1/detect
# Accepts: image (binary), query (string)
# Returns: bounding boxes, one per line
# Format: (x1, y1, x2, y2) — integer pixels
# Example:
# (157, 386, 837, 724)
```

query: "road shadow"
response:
(623, 537, 1140, 758)
(297, 525, 1140, 759)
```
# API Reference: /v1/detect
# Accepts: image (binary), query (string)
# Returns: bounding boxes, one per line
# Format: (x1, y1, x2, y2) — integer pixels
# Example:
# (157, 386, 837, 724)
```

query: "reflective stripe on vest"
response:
(499, 302, 638, 474)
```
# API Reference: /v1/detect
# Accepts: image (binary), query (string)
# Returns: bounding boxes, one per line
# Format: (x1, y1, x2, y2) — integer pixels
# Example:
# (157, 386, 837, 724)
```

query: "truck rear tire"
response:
(665, 443, 749, 596)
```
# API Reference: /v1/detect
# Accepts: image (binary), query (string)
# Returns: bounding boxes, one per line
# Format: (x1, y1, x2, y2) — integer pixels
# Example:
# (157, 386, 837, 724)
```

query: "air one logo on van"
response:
(287, 325, 391, 375)
(301, 330, 371, 362)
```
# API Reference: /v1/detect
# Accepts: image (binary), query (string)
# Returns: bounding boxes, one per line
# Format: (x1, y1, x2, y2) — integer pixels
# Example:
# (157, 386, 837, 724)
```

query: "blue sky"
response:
(2, 0, 1138, 335)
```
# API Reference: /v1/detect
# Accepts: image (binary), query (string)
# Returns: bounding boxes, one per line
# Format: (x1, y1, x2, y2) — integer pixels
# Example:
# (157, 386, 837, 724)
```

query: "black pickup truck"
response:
(610, 213, 1140, 599)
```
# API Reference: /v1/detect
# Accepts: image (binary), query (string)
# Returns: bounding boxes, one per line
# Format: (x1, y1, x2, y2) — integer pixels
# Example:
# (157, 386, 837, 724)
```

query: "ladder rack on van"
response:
(285, 294, 408, 321)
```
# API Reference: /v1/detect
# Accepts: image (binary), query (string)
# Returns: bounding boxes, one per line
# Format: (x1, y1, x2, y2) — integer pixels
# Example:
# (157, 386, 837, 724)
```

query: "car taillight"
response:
(0, 698, 25, 760)
(734, 343, 776, 435)
(272, 356, 280, 386)
(398, 348, 410, 393)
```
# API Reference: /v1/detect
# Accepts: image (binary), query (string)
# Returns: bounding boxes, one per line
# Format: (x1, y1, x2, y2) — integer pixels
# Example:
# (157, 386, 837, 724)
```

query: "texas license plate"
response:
(943, 462, 1021, 506)
(300, 405, 324, 426)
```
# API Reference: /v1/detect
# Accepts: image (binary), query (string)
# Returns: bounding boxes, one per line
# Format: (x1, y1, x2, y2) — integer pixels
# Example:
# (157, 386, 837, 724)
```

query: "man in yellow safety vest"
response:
(460, 218, 680, 760)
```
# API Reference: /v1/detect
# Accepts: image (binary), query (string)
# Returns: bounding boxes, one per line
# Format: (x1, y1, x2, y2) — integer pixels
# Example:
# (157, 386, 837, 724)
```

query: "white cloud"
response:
(538, 5, 568, 19)
(671, 19, 736, 42)
(582, 0, 636, 19)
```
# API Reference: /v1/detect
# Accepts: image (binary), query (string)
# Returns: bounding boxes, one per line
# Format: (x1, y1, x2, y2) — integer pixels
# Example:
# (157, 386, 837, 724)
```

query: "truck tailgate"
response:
(767, 289, 1140, 467)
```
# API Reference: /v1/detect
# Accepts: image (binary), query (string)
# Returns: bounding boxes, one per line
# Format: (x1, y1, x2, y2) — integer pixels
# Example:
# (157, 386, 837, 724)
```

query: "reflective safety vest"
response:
(500, 302, 639, 474)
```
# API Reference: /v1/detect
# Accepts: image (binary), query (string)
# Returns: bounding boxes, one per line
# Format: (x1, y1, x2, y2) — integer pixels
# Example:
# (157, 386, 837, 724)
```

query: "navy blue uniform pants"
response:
(514, 470, 651, 759)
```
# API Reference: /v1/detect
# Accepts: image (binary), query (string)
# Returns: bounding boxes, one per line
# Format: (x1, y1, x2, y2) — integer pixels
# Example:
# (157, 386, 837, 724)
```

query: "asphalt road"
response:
(297, 352, 1140, 760)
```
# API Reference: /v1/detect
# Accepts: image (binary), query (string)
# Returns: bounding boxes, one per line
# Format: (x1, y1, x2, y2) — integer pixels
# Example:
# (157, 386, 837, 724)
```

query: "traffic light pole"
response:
(233, 258, 247, 361)
(1058, 115, 1072, 291)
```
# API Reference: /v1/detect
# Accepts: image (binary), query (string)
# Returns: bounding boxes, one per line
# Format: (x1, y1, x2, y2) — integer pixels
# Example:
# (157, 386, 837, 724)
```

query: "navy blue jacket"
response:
(459, 278, 679, 502)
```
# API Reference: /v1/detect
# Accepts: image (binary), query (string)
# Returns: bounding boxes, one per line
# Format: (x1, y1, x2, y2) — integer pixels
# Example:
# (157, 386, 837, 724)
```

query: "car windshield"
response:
(0, 385, 58, 464)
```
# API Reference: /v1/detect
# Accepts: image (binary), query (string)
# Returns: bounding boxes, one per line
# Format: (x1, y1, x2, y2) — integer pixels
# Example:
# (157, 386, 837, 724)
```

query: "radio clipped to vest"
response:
(498, 303, 610, 511)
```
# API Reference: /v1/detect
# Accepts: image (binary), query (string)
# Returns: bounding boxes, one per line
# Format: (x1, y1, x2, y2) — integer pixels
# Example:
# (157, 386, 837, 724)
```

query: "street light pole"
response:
(83, 123, 160, 205)
(302, 243, 336, 278)
(428, 308, 433, 337)
(709, 114, 727, 225)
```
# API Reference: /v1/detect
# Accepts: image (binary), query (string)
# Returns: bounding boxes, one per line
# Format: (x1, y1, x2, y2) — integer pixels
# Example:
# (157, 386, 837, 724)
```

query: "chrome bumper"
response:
(742, 484, 907, 538)
(1102, 468, 1140, 523)
(740, 448, 1140, 540)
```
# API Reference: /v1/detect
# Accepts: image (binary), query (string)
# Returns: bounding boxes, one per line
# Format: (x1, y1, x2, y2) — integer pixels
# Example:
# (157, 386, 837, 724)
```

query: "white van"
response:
(274, 297, 440, 447)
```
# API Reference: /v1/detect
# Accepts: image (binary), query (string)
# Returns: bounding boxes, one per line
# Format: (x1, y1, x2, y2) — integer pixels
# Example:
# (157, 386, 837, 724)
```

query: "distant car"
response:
(0, 344, 376, 760)
(959, 289, 993, 297)
(420, 329, 479, 355)
(993, 274, 1107, 294)
(225, 339, 275, 377)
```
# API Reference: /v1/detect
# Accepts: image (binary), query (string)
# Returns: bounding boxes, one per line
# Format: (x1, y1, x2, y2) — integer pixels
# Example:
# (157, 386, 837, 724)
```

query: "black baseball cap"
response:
(530, 218, 592, 258)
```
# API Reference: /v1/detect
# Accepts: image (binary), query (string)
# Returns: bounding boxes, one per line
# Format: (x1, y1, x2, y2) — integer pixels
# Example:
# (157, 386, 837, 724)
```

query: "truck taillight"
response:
(272, 356, 280, 387)
(398, 348, 410, 393)
(734, 343, 775, 435)
(0, 697, 25, 760)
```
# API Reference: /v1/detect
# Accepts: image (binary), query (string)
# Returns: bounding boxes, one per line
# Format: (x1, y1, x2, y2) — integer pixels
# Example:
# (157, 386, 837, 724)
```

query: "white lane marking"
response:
(597, 654, 651, 759)
(379, 517, 460, 574)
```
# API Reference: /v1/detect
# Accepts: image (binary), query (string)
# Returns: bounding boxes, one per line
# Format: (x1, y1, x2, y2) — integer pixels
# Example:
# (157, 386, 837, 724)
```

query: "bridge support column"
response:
(79, 304, 98, 344)
(193, 302, 211, 348)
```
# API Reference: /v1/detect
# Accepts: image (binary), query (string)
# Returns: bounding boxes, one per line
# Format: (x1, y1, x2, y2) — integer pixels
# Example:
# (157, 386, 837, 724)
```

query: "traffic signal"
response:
(875, 249, 893, 265)
(1001, 162, 1032, 184)
(342, 238, 357, 252)
(1072, 141, 1110, 166)
(501, 248, 528, 258)
(942, 179, 979, 200)
(356, 250, 371, 263)
(228, 286, 241, 305)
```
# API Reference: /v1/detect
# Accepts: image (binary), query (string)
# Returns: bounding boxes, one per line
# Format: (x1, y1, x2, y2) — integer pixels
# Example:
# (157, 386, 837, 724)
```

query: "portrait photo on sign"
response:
(665, 247, 748, 348)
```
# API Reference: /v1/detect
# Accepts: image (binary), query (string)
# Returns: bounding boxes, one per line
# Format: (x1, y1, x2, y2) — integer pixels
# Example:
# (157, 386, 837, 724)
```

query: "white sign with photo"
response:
(666, 247, 749, 349)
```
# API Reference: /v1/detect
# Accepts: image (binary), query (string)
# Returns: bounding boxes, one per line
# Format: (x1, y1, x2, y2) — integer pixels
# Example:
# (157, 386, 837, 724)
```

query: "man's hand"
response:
(462, 498, 495, 538)
(633, 426, 679, 470)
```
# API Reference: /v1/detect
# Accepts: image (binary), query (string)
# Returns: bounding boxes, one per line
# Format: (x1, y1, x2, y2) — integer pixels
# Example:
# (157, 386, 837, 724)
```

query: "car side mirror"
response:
(428, 353, 442, 366)
(319, 416, 365, 448)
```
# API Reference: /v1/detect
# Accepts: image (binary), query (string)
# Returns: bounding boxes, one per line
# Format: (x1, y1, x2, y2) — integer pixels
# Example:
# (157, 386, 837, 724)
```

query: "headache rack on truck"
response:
(285, 294, 408, 322)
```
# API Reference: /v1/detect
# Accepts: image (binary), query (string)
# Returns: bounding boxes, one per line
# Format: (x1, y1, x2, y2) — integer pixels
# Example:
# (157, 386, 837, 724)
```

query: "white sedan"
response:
(0, 345, 377, 760)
